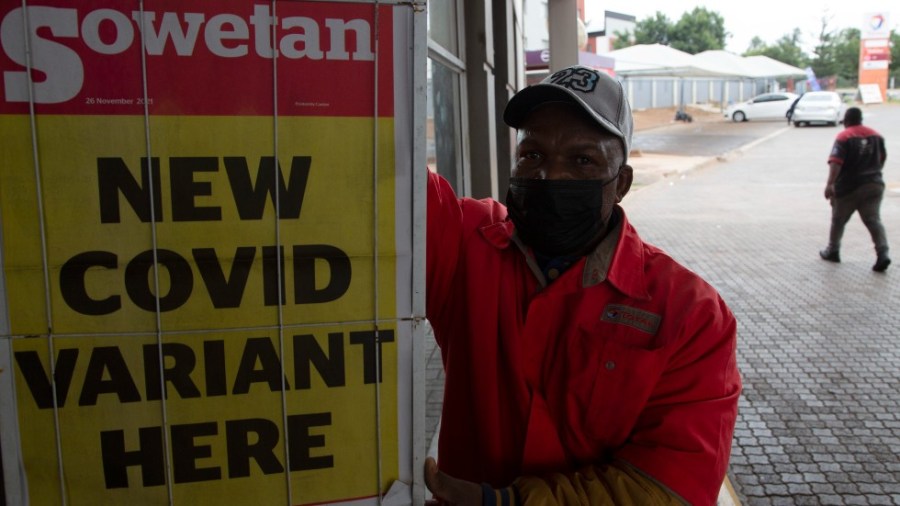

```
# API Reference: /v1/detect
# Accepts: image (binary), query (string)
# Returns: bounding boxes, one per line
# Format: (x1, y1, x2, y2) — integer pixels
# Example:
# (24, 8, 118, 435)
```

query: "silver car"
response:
(791, 91, 845, 127)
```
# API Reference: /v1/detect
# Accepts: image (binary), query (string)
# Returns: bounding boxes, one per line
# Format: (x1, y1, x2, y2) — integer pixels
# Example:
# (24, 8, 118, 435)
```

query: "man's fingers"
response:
(424, 457, 484, 506)
(424, 457, 444, 497)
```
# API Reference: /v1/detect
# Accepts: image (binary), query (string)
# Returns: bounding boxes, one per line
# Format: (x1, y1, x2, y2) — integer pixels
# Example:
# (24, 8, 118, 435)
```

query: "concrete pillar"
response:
(548, 0, 578, 71)
(493, 0, 521, 200)
(464, 0, 499, 199)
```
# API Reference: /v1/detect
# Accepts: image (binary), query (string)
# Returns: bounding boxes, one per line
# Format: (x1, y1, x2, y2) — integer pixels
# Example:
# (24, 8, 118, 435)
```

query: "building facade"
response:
(427, 0, 527, 201)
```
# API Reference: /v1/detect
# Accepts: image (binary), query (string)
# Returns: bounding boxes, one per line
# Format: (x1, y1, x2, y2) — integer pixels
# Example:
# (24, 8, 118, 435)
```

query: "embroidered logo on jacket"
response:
(601, 304, 661, 334)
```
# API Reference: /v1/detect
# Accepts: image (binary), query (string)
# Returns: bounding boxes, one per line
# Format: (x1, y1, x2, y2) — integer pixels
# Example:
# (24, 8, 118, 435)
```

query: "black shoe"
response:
(819, 249, 840, 263)
(873, 256, 891, 272)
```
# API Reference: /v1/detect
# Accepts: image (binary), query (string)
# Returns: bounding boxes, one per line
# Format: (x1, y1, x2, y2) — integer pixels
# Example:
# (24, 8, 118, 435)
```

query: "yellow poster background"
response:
(0, 115, 395, 336)
(1, 111, 400, 504)
(12, 325, 398, 505)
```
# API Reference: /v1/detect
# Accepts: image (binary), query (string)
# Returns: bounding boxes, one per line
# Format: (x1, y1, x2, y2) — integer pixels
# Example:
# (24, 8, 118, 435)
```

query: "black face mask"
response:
(506, 175, 619, 256)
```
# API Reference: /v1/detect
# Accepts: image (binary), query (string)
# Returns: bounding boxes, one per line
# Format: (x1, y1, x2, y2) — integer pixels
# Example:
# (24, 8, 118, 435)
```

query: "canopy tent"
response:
(692, 49, 763, 77)
(602, 45, 804, 79)
(603, 44, 732, 77)
(600, 45, 806, 111)
(742, 55, 806, 78)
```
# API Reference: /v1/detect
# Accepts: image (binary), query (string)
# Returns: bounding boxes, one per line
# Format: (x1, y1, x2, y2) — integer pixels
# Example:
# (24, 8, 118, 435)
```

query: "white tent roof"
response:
(743, 55, 806, 77)
(601, 45, 804, 79)
(603, 44, 731, 77)
(692, 50, 763, 77)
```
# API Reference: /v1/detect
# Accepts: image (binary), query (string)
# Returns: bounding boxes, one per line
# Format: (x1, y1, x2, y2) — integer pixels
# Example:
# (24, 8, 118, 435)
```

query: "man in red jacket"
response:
(819, 107, 890, 272)
(424, 65, 741, 505)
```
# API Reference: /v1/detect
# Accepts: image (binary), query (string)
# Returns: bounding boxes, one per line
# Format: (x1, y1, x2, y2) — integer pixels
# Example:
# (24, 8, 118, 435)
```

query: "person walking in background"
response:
(785, 95, 801, 125)
(820, 107, 890, 272)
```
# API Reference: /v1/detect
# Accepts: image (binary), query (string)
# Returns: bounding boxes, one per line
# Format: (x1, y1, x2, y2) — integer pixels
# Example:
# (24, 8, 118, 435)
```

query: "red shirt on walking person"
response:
(424, 65, 741, 505)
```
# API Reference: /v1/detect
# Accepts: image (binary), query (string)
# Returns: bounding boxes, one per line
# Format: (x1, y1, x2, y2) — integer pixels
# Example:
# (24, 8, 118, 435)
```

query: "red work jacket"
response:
(426, 172, 741, 505)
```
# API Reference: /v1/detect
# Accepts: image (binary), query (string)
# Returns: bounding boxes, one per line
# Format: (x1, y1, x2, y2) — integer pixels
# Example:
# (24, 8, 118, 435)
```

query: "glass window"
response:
(428, 1, 459, 55)
(426, 58, 463, 193)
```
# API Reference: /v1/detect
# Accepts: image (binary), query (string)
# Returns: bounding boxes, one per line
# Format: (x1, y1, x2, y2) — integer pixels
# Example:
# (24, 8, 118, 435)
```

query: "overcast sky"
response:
(586, 1, 895, 54)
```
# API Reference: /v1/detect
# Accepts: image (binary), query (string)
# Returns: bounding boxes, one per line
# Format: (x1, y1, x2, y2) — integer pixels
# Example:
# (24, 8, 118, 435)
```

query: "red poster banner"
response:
(0, 0, 394, 116)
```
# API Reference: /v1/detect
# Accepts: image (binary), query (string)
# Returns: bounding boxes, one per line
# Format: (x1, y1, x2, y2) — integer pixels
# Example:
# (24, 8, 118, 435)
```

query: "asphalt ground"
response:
(426, 104, 900, 505)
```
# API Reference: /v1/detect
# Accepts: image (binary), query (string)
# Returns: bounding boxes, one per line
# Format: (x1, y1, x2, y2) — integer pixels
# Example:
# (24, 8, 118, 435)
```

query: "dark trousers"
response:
(828, 182, 890, 255)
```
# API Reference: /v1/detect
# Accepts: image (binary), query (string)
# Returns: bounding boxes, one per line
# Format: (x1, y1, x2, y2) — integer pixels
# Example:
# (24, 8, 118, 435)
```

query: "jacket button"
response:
(605, 360, 616, 370)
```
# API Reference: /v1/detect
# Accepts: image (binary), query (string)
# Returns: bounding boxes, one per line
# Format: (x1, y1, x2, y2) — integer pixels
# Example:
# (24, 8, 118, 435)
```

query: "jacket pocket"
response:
(581, 329, 668, 447)
(549, 318, 669, 462)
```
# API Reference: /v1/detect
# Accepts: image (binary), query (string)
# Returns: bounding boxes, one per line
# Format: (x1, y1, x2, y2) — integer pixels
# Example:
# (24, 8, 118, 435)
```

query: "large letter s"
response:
(2, 7, 84, 104)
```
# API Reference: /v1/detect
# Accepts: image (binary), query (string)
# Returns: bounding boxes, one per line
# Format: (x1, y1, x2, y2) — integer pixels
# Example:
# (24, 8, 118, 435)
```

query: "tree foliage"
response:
(891, 31, 900, 85)
(809, 16, 839, 80)
(830, 28, 860, 86)
(611, 8, 726, 54)
(669, 7, 728, 54)
(612, 11, 670, 48)
(742, 29, 808, 68)
(807, 16, 864, 87)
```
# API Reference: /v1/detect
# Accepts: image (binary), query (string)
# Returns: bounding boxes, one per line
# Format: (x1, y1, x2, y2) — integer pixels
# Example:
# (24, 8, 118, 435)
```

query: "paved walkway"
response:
(627, 117, 900, 505)
(426, 110, 900, 505)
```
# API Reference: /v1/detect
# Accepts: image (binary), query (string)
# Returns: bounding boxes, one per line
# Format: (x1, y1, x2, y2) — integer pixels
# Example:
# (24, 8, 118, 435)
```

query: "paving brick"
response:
(767, 454, 791, 464)
(856, 482, 884, 494)
(747, 455, 769, 466)
(739, 484, 766, 497)
(743, 445, 765, 455)
(818, 462, 842, 473)
(833, 483, 861, 494)
(762, 484, 789, 496)
(786, 483, 813, 495)
(810, 483, 836, 495)
(882, 482, 900, 493)
(781, 473, 806, 483)
(864, 495, 894, 505)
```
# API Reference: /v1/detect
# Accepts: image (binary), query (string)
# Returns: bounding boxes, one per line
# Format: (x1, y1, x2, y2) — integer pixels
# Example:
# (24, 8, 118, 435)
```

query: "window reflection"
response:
(426, 58, 462, 193)
(427, 1, 458, 56)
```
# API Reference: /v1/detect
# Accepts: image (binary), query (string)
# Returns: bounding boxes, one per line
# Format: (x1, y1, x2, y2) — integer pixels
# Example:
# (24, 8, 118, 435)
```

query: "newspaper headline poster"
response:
(0, 1, 419, 504)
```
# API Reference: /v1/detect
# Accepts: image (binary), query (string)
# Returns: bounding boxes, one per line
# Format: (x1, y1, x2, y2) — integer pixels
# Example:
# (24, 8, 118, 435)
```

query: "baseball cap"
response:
(503, 65, 633, 161)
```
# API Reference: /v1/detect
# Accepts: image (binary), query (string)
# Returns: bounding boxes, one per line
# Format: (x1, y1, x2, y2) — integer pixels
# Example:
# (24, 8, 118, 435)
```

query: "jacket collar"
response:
(479, 207, 651, 300)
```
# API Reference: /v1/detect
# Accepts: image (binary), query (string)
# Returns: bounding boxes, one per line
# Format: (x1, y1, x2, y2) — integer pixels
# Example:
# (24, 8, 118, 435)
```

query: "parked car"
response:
(725, 92, 799, 122)
(791, 91, 845, 127)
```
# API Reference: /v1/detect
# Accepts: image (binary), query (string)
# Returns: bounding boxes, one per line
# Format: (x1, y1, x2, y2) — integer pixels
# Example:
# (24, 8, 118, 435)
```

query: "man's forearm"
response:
(826, 163, 841, 185)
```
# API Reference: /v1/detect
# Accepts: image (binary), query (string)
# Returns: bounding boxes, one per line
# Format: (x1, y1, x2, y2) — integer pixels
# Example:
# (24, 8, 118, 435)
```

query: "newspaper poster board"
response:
(0, 1, 424, 505)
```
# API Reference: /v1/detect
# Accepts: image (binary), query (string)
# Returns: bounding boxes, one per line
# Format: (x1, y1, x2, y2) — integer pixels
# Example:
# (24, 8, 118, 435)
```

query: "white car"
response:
(791, 91, 845, 127)
(725, 92, 799, 122)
